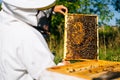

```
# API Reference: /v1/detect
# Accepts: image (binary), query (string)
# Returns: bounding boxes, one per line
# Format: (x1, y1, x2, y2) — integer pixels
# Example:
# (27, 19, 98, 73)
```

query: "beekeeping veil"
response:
(2, 0, 56, 26)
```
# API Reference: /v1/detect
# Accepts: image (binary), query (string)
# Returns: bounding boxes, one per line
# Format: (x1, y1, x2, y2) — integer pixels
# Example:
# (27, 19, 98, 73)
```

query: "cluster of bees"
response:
(65, 60, 120, 79)
(65, 14, 98, 60)
(66, 63, 120, 73)
(48, 60, 120, 80)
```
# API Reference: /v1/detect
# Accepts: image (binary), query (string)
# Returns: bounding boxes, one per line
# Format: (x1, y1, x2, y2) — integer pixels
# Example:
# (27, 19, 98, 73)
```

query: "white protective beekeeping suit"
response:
(0, 0, 85, 80)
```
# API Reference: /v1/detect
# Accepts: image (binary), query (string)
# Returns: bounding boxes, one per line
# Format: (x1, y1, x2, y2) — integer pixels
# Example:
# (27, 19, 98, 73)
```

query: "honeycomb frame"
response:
(64, 14, 99, 60)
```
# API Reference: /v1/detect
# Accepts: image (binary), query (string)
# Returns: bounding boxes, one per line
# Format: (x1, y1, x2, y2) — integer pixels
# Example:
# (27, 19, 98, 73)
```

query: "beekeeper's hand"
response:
(53, 5, 68, 15)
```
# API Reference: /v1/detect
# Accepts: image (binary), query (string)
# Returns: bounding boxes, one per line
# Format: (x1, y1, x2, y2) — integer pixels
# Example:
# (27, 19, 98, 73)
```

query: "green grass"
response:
(99, 47, 120, 61)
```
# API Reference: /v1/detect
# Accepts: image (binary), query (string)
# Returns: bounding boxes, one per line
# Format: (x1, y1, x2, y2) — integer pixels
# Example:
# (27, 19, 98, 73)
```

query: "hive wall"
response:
(64, 14, 98, 60)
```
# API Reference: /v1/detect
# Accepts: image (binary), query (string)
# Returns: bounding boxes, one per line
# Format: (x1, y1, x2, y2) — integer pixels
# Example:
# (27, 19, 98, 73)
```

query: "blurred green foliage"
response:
(112, 0, 120, 12)
(116, 19, 120, 27)
(99, 26, 120, 62)
(99, 26, 118, 48)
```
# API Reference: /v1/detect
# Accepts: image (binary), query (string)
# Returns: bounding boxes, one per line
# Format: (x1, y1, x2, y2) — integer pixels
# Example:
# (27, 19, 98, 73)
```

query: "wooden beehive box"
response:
(48, 60, 120, 80)
(64, 14, 98, 60)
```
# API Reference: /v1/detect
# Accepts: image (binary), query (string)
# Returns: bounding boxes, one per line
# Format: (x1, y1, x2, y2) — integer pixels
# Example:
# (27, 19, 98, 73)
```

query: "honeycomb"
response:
(48, 60, 120, 80)
(64, 14, 98, 60)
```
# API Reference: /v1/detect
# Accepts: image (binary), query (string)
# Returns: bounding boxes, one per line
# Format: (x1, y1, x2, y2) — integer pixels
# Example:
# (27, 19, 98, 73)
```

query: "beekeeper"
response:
(0, 0, 71, 80)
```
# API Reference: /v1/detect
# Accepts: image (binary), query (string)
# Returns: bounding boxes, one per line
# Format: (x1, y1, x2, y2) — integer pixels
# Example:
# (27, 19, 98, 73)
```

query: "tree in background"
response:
(116, 19, 120, 27)
(52, 0, 114, 26)
(111, 0, 120, 27)
(112, 0, 120, 12)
